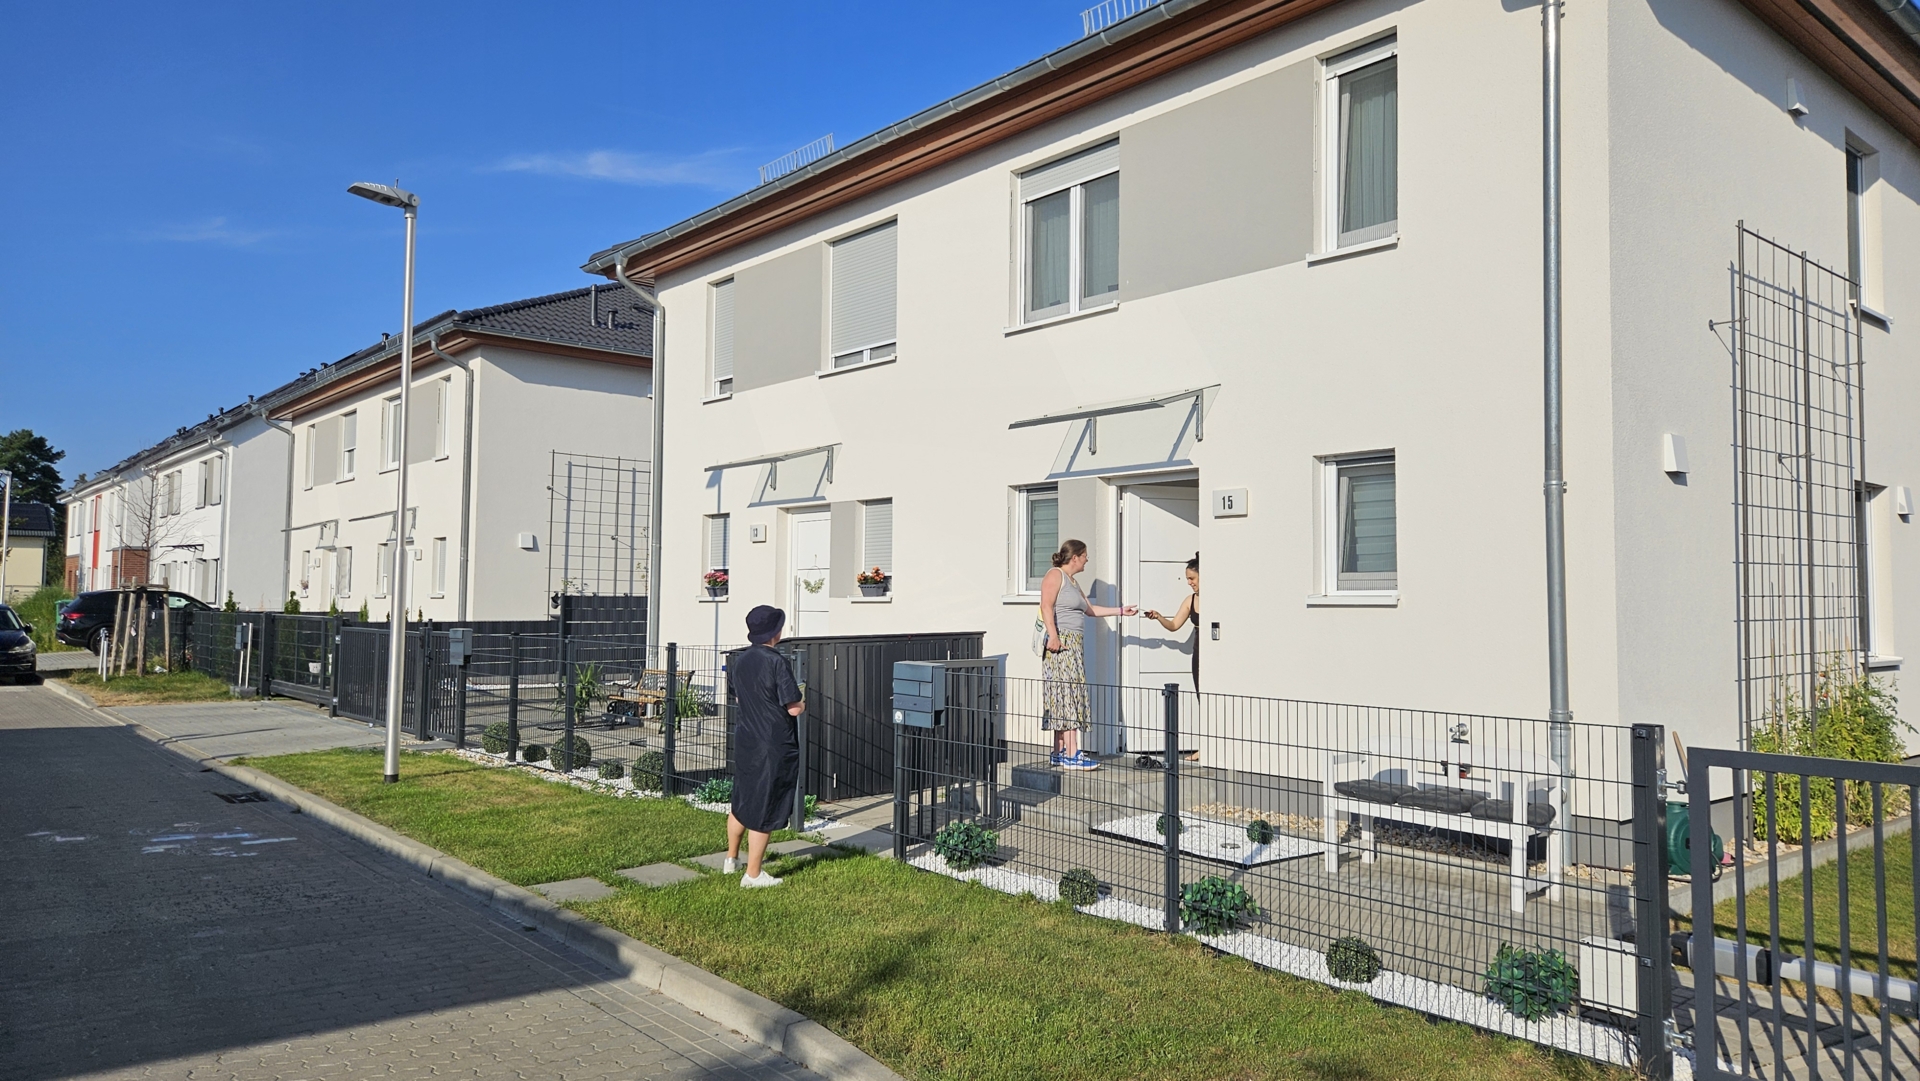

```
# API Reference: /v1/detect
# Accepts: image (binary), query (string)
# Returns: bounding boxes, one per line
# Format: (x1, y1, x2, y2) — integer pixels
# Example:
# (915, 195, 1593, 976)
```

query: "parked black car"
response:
(0, 605, 36, 682)
(55, 589, 213, 654)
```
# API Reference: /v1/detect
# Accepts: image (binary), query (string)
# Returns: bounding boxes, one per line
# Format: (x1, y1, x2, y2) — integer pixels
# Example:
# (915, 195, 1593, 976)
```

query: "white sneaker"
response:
(723, 857, 737, 874)
(741, 871, 783, 888)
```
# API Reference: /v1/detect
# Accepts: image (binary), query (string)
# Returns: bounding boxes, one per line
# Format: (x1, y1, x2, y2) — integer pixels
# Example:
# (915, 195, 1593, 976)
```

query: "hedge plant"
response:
(1155, 814, 1186, 837)
(693, 776, 735, 805)
(932, 820, 999, 871)
(1245, 819, 1275, 845)
(1180, 875, 1259, 935)
(1058, 868, 1101, 906)
(597, 760, 624, 780)
(480, 721, 512, 756)
(1750, 666, 1913, 841)
(1326, 936, 1382, 983)
(522, 743, 547, 763)
(632, 751, 666, 792)
(1484, 943, 1578, 1020)
(548, 734, 593, 771)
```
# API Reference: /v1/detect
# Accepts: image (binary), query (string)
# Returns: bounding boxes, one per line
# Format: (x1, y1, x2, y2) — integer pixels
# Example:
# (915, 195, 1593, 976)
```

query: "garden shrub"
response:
(932, 820, 999, 871)
(1326, 936, 1382, 983)
(1484, 943, 1577, 1021)
(481, 721, 511, 755)
(693, 776, 734, 805)
(1058, 868, 1101, 906)
(1180, 875, 1259, 935)
(1245, 819, 1275, 845)
(1750, 665, 1912, 842)
(523, 743, 548, 763)
(548, 734, 593, 771)
(673, 683, 703, 722)
(632, 751, 666, 792)
(804, 793, 819, 819)
(597, 760, 624, 780)
(1155, 814, 1186, 837)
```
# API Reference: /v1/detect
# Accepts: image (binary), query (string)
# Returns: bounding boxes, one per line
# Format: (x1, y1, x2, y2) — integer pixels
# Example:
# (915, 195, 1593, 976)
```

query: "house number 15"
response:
(1212, 488, 1248, 518)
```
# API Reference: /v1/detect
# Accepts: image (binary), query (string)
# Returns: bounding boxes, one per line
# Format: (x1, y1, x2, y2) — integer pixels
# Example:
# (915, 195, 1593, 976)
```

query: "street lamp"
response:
(349, 180, 419, 784)
(0, 469, 12, 603)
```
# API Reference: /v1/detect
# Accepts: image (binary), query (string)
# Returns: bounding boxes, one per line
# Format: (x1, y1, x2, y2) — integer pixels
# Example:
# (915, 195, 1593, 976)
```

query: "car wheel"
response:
(89, 629, 107, 655)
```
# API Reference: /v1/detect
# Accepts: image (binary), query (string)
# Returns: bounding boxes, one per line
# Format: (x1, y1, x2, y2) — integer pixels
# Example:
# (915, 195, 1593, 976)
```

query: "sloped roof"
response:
(4, 502, 58, 537)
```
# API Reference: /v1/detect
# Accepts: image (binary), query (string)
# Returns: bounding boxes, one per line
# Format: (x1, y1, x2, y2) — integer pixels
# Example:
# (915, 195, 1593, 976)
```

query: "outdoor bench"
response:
(1321, 742, 1566, 913)
(604, 668, 694, 727)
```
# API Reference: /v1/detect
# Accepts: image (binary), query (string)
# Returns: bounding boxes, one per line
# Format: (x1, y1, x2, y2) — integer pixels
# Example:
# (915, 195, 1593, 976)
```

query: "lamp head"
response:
(347, 181, 419, 210)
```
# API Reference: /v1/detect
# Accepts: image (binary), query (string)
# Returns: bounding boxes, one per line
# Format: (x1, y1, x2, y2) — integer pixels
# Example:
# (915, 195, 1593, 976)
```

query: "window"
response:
(1324, 37, 1398, 250)
(862, 499, 893, 574)
(376, 542, 392, 597)
(196, 462, 208, 509)
(341, 411, 357, 478)
(382, 394, 402, 469)
(1020, 140, 1119, 322)
(1017, 486, 1059, 593)
(431, 537, 447, 596)
(165, 471, 183, 515)
(1845, 140, 1881, 313)
(208, 456, 223, 506)
(434, 380, 449, 458)
(829, 222, 898, 369)
(705, 514, 730, 573)
(1857, 482, 1894, 659)
(1322, 454, 1397, 592)
(710, 278, 735, 397)
(337, 546, 353, 599)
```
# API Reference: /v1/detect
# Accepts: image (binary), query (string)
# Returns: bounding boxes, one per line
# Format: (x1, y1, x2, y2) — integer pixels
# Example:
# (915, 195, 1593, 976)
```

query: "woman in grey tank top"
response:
(1039, 538, 1137, 770)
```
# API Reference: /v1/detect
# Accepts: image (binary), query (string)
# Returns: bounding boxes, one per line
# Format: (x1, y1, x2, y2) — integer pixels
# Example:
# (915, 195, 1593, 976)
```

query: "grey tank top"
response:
(1052, 572, 1091, 636)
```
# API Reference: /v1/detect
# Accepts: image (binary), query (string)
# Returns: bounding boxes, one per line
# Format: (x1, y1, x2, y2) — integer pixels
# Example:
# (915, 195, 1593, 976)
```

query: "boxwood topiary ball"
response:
(1246, 819, 1275, 845)
(481, 721, 511, 755)
(632, 750, 667, 791)
(1155, 814, 1186, 837)
(548, 734, 593, 771)
(1326, 936, 1382, 983)
(523, 743, 548, 763)
(1059, 868, 1101, 906)
(597, 759, 625, 780)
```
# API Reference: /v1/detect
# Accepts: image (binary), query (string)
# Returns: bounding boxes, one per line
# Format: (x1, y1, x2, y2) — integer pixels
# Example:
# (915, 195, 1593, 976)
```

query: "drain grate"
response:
(213, 791, 270, 804)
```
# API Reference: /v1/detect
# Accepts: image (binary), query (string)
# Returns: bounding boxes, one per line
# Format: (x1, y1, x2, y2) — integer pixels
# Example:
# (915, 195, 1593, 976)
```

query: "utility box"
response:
(1578, 937, 1638, 1019)
(447, 627, 473, 667)
(892, 660, 947, 727)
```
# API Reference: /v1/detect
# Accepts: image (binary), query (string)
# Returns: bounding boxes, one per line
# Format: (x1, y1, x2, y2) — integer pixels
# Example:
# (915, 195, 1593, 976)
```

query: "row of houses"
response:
(63, 286, 653, 621)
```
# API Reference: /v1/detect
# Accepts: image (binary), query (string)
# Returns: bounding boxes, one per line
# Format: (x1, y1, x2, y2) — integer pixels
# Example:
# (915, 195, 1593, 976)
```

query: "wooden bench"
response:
(603, 669, 693, 728)
(1321, 740, 1566, 913)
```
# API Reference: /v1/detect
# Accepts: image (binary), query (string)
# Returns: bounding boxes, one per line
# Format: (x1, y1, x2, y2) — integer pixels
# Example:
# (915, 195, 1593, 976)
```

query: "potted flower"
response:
(703, 569, 729, 597)
(856, 567, 890, 597)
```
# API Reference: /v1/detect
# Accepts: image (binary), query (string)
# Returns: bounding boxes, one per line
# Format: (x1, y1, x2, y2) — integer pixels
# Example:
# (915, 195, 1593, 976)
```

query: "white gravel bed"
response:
(446, 750, 829, 829)
(1092, 813, 1325, 868)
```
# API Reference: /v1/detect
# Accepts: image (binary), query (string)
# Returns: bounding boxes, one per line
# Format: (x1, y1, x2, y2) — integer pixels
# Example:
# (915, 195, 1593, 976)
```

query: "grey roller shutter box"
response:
(711, 279, 735, 382)
(862, 500, 893, 574)
(829, 502, 857, 598)
(313, 418, 341, 486)
(829, 222, 897, 357)
(407, 384, 443, 464)
(1019, 139, 1118, 201)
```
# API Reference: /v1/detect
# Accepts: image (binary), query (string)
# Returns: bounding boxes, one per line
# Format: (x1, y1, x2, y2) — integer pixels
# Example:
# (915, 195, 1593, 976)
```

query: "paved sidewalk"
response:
(109, 697, 403, 759)
(0, 683, 821, 1081)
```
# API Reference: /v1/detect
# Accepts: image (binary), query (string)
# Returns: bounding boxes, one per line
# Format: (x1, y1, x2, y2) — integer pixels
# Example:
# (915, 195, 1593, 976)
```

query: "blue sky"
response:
(0, 1, 1101, 479)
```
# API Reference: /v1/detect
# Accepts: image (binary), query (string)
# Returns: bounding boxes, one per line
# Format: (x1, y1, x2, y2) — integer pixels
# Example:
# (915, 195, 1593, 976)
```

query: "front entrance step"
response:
(528, 876, 618, 903)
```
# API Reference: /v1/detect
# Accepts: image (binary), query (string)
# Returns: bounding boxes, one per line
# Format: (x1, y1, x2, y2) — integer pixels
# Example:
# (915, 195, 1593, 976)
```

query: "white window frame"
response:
(1014, 485, 1060, 595)
(1018, 144, 1120, 325)
(300, 549, 312, 596)
(376, 542, 392, 598)
(195, 462, 208, 509)
(305, 425, 317, 490)
(341, 411, 357, 480)
(827, 221, 899, 371)
(381, 394, 402, 471)
(435, 379, 450, 459)
(1320, 35, 1400, 256)
(337, 546, 353, 599)
(709, 277, 735, 400)
(1318, 452, 1398, 598)
(431, 536, 447, 597)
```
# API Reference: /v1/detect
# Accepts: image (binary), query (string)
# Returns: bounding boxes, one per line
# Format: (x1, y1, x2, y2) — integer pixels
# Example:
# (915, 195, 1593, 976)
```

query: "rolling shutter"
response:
(1019, 139, 1118, 201)
(829, 222, 898, 358)
(711, 279, 735, 385)
(862, 500, 893, 574)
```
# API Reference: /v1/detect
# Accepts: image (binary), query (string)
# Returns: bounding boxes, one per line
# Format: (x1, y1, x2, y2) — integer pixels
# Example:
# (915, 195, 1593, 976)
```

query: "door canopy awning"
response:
(705, 443, 839, 479)
(1008, 386, 1218, 451)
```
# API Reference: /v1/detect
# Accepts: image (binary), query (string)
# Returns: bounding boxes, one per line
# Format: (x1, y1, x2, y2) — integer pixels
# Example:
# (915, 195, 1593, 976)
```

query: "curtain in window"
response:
(1027, 189, 1071, 316)
(1339, 464, 1396, 582)
(1339, 57, 1398, 246)
(1080, 172, 1120, 303)
(1026, 493, 1058, 591)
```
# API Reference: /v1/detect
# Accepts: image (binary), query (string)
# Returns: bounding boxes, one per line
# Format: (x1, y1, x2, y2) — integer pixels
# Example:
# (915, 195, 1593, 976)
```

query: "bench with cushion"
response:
(1322, 742, 1565, 913)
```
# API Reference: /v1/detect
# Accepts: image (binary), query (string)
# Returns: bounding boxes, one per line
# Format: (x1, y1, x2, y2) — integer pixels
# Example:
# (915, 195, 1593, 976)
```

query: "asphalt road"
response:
(0, 683, 819, 1081)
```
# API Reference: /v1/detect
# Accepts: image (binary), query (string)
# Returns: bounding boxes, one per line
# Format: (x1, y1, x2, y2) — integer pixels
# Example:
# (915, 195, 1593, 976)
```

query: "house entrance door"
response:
(790, 509, 831, 636)
(1119, 482, 1198, 753)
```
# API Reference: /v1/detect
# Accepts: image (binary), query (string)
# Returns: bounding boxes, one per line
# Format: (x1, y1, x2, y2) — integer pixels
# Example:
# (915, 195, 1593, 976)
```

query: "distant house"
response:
(3, 502, 58, 603)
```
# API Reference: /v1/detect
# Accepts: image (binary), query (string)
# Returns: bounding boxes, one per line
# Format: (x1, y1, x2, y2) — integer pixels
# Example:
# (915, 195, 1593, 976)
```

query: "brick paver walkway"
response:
(0, 684, 819, 1081)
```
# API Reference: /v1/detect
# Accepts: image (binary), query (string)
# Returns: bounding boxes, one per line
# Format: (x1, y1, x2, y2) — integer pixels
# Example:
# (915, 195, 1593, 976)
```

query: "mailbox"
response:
(891, 660, 946, 727)
(447, 627, 473, 667)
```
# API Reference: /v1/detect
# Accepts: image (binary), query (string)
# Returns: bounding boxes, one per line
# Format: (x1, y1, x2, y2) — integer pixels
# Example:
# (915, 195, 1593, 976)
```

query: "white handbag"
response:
(1032, 615, 1049, 657)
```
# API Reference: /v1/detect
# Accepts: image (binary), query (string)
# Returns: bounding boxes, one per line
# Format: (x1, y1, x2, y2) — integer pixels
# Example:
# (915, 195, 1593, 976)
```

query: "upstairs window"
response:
(341, 411, 357, 479)
(381, 394, 402, 470)
(1325, 37, 1398, 250)
(434, 380, 449, 459)
(1018, 486, 1059, 593)
(710, 278, 735, 398)
(1020, 140, 1119, 322)
(705, 514, 730, 576)
(829, 221, 898, 369)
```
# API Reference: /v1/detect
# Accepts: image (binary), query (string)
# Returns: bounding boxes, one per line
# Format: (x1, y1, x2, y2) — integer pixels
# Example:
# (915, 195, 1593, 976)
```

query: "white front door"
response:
(790, 510, 831, 636)
(1121, 483, 1199, 750)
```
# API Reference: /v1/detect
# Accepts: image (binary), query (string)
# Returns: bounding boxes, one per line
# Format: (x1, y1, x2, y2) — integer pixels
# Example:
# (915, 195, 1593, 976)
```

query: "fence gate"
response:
(1682, 746, 1917, 1078)
(1731, 225, 1866, 748)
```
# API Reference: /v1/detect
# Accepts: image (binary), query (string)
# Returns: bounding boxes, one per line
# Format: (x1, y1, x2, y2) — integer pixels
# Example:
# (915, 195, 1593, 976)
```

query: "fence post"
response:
(893, 709, 907, 860)
(454, 641, 468, 750)
(257, 613, 274, 698)
(507, 632, 521, 760)
(1630, 723, 1674, 1080)
(663, 642, 678, 796)
(560, 637, 576, 772)
(1163, 683, 1181, 934)
(412, 622, 431, 741)
(791, 669, 808, 834)
(328, 617, 342, 718)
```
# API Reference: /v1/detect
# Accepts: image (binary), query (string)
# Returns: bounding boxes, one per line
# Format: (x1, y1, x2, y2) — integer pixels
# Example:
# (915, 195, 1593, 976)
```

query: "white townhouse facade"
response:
(586, 0, 1920, 759)
(273, 286, 653, 623)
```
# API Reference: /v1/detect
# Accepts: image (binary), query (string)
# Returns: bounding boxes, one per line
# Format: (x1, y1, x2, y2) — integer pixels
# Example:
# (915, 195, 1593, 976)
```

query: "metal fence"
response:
(894, 671, 1671, 1072)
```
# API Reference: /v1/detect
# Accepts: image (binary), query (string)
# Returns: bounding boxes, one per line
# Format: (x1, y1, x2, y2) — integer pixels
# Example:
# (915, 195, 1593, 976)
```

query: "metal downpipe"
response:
(613, 260, 666, 664)
(1543, 1, 1573, 772)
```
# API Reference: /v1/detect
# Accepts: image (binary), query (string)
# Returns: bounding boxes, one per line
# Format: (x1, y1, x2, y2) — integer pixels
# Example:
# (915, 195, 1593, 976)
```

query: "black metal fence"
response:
(894, 671, 1670, 1072)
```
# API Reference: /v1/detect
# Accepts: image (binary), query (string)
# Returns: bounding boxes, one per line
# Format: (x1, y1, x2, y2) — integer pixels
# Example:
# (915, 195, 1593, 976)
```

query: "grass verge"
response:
(14, 585, 78, 652)
(248, 748, 1616, 1081)
(61, 668, 233, 705)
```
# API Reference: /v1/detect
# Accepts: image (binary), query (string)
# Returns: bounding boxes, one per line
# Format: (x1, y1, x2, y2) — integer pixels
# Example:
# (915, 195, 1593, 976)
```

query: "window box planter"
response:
(859, 582, 889, 598)
(706, 586, 727, 598)
(856, 568, 890, 597)
(702, 570, 729, 599)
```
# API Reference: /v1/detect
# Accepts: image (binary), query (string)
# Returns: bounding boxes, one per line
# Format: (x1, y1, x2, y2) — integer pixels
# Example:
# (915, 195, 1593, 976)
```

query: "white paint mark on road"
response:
(239, 838, 295, 846)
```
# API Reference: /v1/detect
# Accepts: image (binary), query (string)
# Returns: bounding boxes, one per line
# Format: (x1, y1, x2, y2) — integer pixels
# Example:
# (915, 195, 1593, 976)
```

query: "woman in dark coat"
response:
(725, 604, 805, 887)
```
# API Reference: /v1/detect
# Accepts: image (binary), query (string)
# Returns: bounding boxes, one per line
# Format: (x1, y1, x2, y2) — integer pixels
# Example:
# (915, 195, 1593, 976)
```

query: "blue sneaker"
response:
(1062, 752, 1100, 771)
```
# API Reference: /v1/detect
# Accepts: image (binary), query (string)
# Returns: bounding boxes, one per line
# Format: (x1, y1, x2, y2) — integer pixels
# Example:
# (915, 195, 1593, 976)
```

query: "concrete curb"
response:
(75, 695, 903, 1081)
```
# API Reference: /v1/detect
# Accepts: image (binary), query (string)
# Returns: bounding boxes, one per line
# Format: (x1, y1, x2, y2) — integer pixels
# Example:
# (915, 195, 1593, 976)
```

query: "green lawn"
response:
(62, 668, 233, 705)
(248, 749, 1616, 1081)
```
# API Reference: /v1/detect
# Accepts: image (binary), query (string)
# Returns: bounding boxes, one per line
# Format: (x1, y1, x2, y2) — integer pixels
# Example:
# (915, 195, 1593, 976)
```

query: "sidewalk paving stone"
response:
(529, 876, 620, 902)
(618, 863, 702, 887)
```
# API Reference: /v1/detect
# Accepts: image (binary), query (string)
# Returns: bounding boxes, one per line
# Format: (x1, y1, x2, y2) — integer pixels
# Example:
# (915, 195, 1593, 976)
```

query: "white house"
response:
(273, 285, 653, 622)
(584, 0, 1920, 759)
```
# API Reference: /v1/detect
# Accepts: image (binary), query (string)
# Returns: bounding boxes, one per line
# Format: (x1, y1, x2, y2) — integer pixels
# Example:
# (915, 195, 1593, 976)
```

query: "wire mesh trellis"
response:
(547, 451, 651, 606)
(1730, 224, 1866, 750)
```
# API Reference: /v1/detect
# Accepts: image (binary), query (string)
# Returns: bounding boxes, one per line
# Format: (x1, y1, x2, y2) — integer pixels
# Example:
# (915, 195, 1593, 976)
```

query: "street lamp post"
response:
(348, 181, 419, 784)
(0, 469, 13, 602)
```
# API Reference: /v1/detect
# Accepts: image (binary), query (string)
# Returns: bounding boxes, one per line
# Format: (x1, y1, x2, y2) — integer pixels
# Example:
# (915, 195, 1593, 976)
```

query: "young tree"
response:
(116, 470, 191, 589)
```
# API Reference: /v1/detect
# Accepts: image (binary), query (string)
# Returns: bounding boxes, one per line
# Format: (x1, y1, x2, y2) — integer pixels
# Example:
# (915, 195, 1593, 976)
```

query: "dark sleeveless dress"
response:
(1190, 595, 1200, 691)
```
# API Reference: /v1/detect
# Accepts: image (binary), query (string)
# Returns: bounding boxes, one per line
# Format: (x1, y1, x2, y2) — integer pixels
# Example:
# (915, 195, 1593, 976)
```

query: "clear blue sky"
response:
(0, 0, 1099, 480)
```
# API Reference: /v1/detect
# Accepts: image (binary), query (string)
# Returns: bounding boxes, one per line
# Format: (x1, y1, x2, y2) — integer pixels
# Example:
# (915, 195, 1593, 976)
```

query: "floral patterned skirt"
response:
(1042, 631, 1090, 732)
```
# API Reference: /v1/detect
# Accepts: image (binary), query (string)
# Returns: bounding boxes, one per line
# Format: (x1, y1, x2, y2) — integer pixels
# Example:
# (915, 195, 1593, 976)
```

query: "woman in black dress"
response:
(1143, 555, 1201, 690)
(725, 605, 805, 887)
